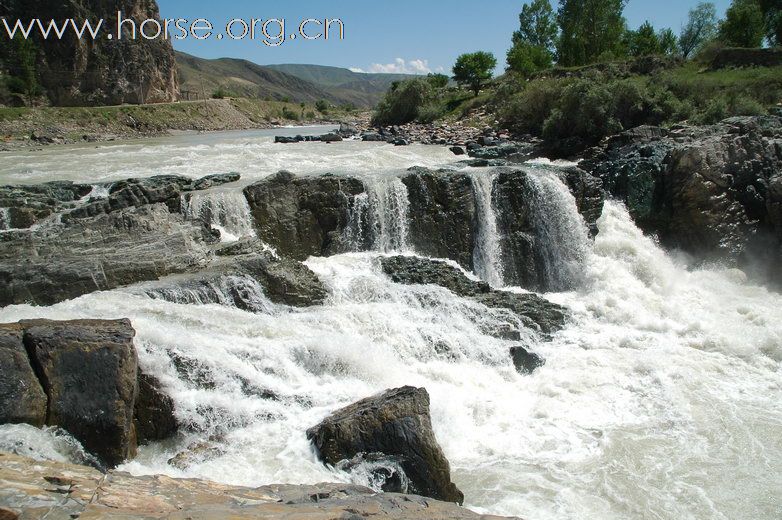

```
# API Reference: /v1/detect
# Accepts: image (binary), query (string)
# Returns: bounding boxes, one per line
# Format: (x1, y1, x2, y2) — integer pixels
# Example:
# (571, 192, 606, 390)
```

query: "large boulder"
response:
(307, 386, 464, 504)
(134, 372, 178, 445)
(0, 204, 214, 306)
(0, 324, 47, 426)
(243, 171, 366, 260)
(22, 319, 138, 467)
(380, 256, 566, 334)
(0, 181, 93, 229)
(583, 116, 782, 284)
(145, 241, 328, 309)
(402, 167, 477, 270)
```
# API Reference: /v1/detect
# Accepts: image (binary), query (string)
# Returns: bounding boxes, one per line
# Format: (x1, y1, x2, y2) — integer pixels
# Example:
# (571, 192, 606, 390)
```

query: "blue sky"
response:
(158, 0, 732, 73)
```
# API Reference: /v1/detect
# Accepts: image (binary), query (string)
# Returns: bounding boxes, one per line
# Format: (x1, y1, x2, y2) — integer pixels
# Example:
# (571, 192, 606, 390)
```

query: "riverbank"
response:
(0, 98, 359, 151)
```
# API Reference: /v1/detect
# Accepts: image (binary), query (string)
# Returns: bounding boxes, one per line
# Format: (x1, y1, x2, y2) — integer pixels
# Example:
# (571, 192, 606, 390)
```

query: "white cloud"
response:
(350, 58, 436, 75)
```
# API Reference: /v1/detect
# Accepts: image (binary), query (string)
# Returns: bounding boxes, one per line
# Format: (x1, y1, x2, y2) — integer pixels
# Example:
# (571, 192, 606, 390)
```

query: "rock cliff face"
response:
(583, 116, 782, 285)
(3, 0, 179, 105)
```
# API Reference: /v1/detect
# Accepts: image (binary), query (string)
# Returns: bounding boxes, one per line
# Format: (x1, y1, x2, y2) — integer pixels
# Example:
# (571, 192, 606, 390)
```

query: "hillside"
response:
(176, 53, 410, 108)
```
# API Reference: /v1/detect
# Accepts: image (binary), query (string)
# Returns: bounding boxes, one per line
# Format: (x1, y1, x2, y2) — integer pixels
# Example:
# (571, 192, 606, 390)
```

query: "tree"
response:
(426, 73, 449, 89)
(507, 0, 556, 75)
(507, 42, 554, 76)
(557, 0, 628, 67)
(315, 99, 330, 113)
(679, 3, 718, 58)
(372, 78, 433, 126)
(658, 28, 679, 55)
(5, 35, 41, 106)
(628, 21, 662, 56)
(719, 0, 766, 48)
(452, 51, 497, 96)
(758, 0, 782, 46)
(514, 0, 558, 49)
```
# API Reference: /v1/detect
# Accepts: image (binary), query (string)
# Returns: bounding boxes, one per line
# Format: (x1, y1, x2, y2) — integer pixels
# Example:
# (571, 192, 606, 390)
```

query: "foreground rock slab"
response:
(0, 452, 516, 520)
(307, 386, 465, 505)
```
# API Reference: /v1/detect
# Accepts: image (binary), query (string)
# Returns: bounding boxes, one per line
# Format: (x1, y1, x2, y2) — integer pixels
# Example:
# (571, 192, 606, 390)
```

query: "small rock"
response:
(510, 346, 546, 374)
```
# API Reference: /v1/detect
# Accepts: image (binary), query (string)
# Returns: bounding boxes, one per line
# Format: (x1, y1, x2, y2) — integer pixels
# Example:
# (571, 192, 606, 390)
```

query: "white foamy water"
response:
(471, 170, 504, 287)
(182, 190, 257, 243)
(0, 126, 455, 185)
(0, 138, 780, 520)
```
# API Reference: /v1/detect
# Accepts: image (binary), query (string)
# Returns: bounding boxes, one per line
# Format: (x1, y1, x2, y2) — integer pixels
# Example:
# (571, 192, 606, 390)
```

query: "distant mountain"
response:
(176, 53, 417, 108)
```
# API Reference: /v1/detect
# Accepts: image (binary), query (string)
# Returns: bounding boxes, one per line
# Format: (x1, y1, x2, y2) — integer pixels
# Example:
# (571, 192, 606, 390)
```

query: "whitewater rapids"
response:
(1, 132, 780, 520)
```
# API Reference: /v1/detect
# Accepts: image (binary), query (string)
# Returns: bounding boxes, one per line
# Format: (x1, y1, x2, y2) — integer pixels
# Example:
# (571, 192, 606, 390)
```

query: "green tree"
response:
(719, 0, 766, 47)
(679, 3, 718, 58)
(507, 0, 557, 75)
(557, 0, 628, 66)
(758, 0, 781, 45)
(658, 28, 679, 55)
(452, 51, 497, 96)
(5, 35, 41, 106)
(628, 21, 662, 56)
(426, 73, 449, 89)
(372, 79, 433, 125)
(514, 0, 558, 49)
(507, 42, 554, 76)
(315, 99, 330, 113)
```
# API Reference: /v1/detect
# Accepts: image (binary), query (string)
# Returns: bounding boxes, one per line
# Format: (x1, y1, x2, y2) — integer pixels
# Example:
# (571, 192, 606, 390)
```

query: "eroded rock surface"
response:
(0, 452, 515, 519)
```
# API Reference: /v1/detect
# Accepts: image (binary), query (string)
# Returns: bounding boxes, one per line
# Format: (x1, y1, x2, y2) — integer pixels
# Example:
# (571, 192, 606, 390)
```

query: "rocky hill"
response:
(1, 0, 178, 106)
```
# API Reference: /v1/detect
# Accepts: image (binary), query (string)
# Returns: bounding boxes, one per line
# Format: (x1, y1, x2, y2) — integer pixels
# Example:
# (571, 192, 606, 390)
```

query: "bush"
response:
(372, 79, 433, 126)
(281, 106, 300, 121)
(315, 99, 329, 113)
(416, 102, 446, 124)
(542, 79, 621, 143)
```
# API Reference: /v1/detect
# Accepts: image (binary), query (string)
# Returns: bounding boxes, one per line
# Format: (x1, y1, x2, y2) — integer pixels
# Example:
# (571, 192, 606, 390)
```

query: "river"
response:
(1, 128, 780, 520)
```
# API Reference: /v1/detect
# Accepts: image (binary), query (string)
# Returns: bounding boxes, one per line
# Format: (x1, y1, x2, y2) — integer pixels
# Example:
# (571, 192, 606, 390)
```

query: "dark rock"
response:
(583, 116, 782, 284)
(510, 346, 546, 375)
(380, 256, 566, 334)
(0, 204, 213, 307)
(307, 386, 464, 504)
(402, 167, 477, 270)
(189, 173, 241, 191)
(361, 132, 384, 142)
(561, 166, 605, 238)
(243, 171, 366, 260)
(450, 146, 466, 156)
(0, 324, 47, 426)
(321, 133, 343, 143)
(275, 136, 299, 144)
(468, 143, 536, 162)
(339, 122, 359, 137)
(0, 181, 93, 229)
(134, 372, 178, 444)
(22, 319, 138, 467)
(392, 138, 409, 146)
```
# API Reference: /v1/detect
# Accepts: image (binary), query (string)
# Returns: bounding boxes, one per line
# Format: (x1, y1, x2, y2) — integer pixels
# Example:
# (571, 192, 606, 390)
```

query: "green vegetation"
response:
(507, 0, 557, 76)
(557, 0, 627, 66)
(719, 0, 766, 47)
(679, 3, 719, 59)
(453, 52, 497, 96)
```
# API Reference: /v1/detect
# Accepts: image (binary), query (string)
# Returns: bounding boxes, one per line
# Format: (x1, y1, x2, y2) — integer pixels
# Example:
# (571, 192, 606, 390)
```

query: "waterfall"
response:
(0, 208, 9, 230)
(182, 190, 257, 243)
(525, 169, 591, 291)
(471, 172, 504, 287)
(344, 177, 411, 253)
(144, 275, 275, 314)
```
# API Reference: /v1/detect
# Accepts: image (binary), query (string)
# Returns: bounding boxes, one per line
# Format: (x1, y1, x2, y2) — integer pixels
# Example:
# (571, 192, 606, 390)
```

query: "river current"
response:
(1, 128, 780, 520)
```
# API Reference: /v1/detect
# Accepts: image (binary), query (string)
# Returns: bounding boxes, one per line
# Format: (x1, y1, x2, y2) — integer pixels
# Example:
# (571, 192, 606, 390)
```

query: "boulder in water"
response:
(0, 181, 93, 229)
(307, 386, 465, 504)
(402, 167, 477, 270)
(21, 319, 138, 467)
(243, 171, 366, 260)
(510, 346, 546, 374)
(0, 324, 47, 426)
(134, 372, 178, 444)
(380, 255, 566, 334)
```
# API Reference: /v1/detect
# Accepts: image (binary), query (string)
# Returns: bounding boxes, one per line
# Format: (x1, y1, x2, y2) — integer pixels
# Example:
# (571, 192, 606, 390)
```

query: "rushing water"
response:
(1, 134, 781, 520)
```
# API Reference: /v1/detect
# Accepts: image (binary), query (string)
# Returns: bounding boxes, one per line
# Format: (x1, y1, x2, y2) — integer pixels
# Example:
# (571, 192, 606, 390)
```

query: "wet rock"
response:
(468, 143, 537, 162)
(0, 452, 515, 519)
(0, 204, 214, 307)
(380, 255, 566, 334)
(189, 172, 242, 191)
(339, 122, 359, 137)
(275, 136, 299, 144)
(402, 167, 477, 270)
(134, 372, 178, 444)
(510, 346, 545, 374)
(0, 181, 93, 229)
(321, 133, 343, 143)
(0, 324, 47, 426)
(583, 116, 782, 284)
(243, 171, 366, 260)
(168, 440, 225, 470)
(146, 246, 328, 309)
(450, 146, 466, 155)
(361, 131, 384, 142)
(307, 386, 464, 504)
(22, 319, 138, 467)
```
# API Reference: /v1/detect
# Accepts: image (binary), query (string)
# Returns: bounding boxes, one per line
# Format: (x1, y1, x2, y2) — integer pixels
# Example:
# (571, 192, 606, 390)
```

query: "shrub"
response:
(281, 106, 300, 121)
(372, 79, 433, 126)
(315, 99, 329, 113)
